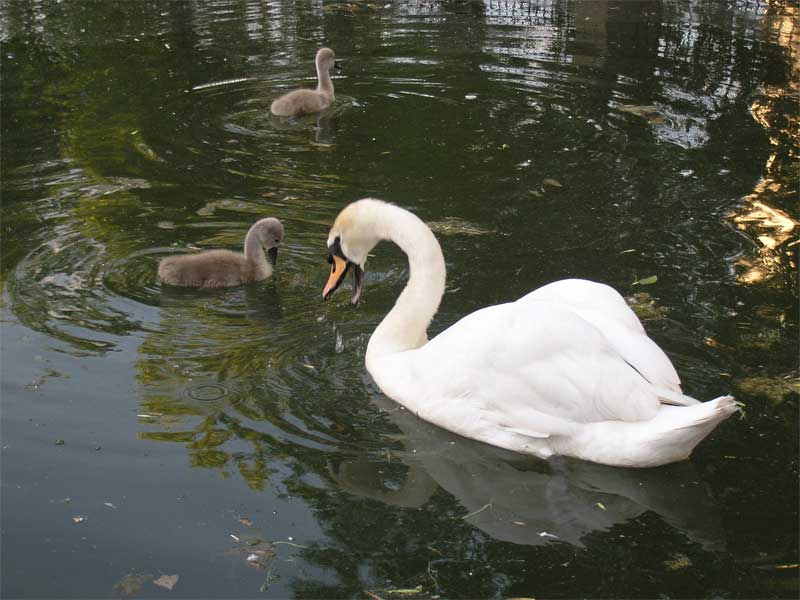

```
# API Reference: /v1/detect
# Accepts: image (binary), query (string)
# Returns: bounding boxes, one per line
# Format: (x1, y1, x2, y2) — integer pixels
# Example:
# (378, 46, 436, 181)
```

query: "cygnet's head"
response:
(322, 199, 390, 304)
(253, 217, 285, 265)
(316, 47, 341, 73)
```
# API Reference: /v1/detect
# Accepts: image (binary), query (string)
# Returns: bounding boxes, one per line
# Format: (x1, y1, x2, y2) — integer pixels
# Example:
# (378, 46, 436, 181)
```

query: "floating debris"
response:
(113, 572, 150, 596)
(735, 376, 799, 405)
(539, 531, 558, 539)
(663, 552, 692, 571)
(462, 503, 491, 519)
(157, 221, 176, 230)
(626, 292, 669, 320)
(380, 585, 424, 596)
(238, 517, 254, 527)
(465, 93, 477, 100)
(55, 439, 65, 446)
(632, 275, 658, 286)
(542, 178, 563, 188)
(229, 534, 240, 542)
(72, 515, 88, 523)
(153, 574, 179, 590)
(104, 502, 116, 509)
(619, 104, 666, 124)
(595, 502, 607, 511)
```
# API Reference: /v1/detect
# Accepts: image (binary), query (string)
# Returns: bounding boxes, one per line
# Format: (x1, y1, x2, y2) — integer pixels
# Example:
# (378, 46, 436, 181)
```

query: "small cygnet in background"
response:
(270, 48, 341, 117)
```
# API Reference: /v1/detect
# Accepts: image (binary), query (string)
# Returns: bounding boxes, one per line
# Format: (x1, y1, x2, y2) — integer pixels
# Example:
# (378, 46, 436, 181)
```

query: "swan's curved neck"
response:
(243, 228, 272, 275)
(365, 204, 446, 364)
(316, 61, 333, 95)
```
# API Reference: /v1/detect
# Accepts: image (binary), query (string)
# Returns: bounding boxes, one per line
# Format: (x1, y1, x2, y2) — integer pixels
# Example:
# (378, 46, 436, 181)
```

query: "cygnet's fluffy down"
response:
(159, 217, 284, 288)
(270, 48, 340, 117)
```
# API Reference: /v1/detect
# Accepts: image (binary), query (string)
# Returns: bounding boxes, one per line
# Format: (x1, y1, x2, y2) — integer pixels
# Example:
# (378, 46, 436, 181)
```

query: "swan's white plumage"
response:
(325, 199, 737, 467)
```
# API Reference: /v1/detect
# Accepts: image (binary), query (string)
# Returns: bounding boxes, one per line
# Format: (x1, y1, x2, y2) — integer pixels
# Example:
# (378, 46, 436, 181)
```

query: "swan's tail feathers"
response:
(656, 386, 700, 406)
(633, 396, 738, 466)
(573, 396, 738, 467)
(671, 395, 738, 430)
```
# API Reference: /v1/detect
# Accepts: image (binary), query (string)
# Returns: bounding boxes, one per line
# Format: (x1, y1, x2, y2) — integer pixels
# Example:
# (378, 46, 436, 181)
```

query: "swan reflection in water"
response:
(330, 389, 725, 550)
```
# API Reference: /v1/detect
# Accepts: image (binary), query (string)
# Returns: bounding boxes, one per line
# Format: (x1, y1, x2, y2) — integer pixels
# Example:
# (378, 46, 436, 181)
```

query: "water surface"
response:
(1, 1, 798, 598)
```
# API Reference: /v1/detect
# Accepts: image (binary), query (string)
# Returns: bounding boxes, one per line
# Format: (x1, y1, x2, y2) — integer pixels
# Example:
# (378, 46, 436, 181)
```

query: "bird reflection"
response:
(270, 110, 338, 146)
(330, 387, 725, 550)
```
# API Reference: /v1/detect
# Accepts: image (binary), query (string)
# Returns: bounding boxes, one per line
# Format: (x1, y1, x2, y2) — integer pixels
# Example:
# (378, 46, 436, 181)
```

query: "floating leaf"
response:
(543, 178, 563, 188)
(632, 275, 657, 286)
(595, 502, 607, 511)
(238, 517, 254, 527)
(153, 574, 179, 590)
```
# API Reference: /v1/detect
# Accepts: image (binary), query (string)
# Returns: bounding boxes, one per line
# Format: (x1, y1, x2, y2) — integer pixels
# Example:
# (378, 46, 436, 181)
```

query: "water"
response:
(1, 1, 797, 598)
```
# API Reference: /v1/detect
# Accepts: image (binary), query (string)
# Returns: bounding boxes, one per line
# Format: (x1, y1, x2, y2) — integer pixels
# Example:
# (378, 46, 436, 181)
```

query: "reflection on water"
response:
(331, 393, 725, 550)
(1, 0, 798, 598)
(727, 3, 798, 288)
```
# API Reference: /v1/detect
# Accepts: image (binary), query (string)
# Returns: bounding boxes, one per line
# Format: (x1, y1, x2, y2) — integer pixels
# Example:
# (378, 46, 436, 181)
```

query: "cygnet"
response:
(159, 217, 284, 288)
(270, 47, 341, 117)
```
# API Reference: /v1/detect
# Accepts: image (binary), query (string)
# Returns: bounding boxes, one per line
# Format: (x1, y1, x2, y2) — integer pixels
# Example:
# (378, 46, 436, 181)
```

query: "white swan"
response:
(270, 48, 341, 117)
(158, 217, 283, 288)
(322, 199, 738, 468)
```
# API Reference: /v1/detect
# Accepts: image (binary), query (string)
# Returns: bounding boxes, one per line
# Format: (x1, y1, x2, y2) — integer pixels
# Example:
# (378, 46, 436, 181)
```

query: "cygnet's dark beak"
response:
(268, 246, 278, 266)
(334, 61, 342, 72)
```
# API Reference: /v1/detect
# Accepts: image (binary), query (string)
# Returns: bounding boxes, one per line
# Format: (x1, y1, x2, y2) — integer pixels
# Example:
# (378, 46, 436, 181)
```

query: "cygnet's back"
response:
(158, 218, 284, 288)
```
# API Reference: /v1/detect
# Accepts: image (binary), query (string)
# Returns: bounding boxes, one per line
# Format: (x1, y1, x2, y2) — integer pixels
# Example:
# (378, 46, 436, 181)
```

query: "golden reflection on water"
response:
(729, 2, 799, 286)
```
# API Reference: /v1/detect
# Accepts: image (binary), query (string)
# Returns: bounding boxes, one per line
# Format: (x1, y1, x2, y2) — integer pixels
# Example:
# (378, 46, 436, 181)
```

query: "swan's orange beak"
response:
(323, 255, 349, 300)
(323, 254, 363, 305)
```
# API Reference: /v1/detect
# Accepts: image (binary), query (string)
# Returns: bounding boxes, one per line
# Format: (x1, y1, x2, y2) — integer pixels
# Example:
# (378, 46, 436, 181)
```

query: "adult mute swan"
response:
(321, 199, 737, 468)
(158, 217, 283, 288)
(270, 48, 341, 117)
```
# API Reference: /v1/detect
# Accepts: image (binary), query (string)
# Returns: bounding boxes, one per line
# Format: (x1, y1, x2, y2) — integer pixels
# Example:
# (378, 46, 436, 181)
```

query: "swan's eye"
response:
(326, 253, 334, 265)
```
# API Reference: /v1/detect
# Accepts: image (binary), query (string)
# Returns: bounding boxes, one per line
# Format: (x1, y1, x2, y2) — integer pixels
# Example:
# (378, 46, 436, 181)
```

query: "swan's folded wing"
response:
(521, 279, 682, 394)
(414, 300, 662, 439)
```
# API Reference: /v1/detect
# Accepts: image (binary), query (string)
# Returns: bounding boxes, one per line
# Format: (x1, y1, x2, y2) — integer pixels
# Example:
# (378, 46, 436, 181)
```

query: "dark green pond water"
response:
(2, 1, 798, 598)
